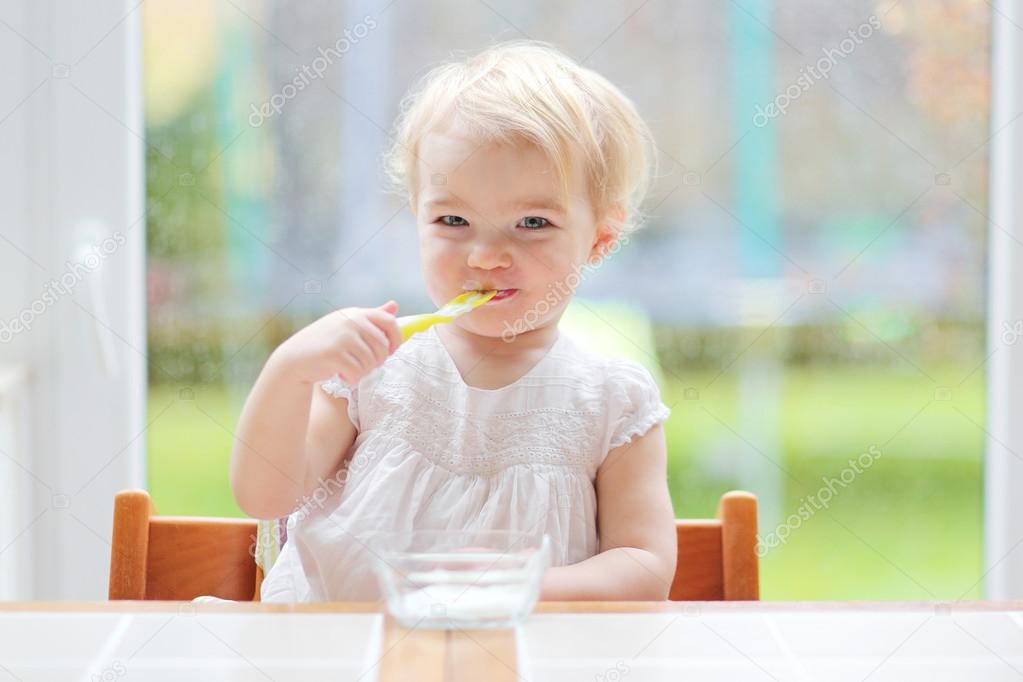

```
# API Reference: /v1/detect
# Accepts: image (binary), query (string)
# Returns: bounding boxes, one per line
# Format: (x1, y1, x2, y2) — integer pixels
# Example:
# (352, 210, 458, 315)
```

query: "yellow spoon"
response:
(397, 290, 498, 342)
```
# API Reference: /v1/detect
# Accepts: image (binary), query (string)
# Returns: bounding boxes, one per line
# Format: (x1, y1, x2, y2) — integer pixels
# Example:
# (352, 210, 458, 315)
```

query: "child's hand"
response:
(274, 300, 402, 385)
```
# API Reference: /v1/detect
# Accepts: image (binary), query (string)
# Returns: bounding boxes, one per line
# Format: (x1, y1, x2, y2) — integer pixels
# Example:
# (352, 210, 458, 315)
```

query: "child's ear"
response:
(589, 205, 626, 264)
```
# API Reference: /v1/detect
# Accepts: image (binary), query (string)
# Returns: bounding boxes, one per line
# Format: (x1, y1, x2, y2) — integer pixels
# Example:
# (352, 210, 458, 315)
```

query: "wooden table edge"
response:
(3, 600, 1023, 613)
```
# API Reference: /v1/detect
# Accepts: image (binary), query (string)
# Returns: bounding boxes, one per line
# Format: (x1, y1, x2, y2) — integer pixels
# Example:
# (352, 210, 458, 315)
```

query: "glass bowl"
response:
(367, 528, 551, 629)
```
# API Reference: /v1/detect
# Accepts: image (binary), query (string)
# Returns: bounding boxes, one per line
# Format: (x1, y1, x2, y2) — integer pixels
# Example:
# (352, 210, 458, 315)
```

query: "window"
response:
(144, 0, 992, 599)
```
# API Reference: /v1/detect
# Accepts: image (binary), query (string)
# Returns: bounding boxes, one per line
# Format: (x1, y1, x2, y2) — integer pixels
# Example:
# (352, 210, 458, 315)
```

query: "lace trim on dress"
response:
(608, 402, 671, 451)
(362, 377, 602, 476)
(319, 373, 359, 429)
(320, 373, 351, 399)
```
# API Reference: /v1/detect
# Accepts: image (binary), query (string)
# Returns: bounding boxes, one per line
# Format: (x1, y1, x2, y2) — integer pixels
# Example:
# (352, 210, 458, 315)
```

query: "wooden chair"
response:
(108, 489, 759, 601)
(670, 490, 759, 600)
(108, 489, 261, 601)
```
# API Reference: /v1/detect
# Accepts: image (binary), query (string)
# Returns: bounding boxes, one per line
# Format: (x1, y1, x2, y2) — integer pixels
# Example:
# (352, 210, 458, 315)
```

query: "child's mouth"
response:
(481, 288, 518, 303)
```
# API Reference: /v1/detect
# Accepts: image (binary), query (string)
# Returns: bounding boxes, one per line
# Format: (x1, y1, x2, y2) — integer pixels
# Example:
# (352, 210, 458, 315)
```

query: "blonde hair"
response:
(383, 40, 656, 237)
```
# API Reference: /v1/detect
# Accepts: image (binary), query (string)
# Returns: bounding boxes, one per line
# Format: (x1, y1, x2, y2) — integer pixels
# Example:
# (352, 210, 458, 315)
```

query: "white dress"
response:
(259, 324, 671, 602)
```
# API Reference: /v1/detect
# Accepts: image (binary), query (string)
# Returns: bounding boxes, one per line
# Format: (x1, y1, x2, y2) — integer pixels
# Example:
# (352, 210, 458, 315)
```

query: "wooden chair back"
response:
(108, 489, 259, 601)
(670, 491, 760, 600)
(109, 489, 759, 601)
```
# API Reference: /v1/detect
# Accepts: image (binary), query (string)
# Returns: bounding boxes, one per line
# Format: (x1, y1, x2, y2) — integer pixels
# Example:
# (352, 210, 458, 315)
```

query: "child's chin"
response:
(457, 317, 519, 340)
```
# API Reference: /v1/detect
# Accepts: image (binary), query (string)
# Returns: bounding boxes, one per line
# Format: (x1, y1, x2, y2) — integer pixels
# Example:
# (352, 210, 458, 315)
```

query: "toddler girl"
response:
(230, 40, 677, 602)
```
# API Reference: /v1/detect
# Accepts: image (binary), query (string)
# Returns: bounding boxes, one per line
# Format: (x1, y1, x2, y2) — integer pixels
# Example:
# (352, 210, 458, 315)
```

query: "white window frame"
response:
(0, 0, 145, 599)
(984, 0, 1023, 599)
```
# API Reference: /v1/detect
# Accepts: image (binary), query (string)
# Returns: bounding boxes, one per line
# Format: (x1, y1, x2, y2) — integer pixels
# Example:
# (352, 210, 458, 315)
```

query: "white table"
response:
(2, 601, 1022, 681)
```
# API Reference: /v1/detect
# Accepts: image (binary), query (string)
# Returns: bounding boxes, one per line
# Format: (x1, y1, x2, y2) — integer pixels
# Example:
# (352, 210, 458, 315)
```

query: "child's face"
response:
(413, 122, 617, 340)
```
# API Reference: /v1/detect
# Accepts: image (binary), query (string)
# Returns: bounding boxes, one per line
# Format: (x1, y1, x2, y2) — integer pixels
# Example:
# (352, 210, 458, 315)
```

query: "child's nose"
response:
(466, 237, 512, 270)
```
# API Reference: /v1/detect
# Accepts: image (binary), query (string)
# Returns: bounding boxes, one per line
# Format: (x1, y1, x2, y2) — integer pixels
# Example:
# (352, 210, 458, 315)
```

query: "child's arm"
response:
(229, 302, 401, 520)
(539, 423, 677, 601)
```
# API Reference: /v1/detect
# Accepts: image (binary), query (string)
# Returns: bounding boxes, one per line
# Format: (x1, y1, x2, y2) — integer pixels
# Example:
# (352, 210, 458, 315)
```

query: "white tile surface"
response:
(0, 611, 385, 681)
(520, 612, 795, 680)
(765, 610, 1023, 680)
(516, 609, 1023, 682)
(3, 607, 1022, 681)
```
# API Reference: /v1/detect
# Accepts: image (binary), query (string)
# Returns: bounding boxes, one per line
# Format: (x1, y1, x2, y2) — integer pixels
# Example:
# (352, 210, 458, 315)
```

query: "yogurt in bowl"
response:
(367, 528, 551, 629)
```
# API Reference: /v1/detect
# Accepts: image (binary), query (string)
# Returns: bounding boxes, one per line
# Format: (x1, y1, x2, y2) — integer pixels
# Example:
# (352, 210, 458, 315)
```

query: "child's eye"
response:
(438, 215, 468, 227)
(518, 216, 550, 230)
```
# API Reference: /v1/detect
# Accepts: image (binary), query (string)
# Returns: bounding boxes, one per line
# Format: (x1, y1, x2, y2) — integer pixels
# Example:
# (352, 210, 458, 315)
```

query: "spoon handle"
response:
(396, 313, 450, 341)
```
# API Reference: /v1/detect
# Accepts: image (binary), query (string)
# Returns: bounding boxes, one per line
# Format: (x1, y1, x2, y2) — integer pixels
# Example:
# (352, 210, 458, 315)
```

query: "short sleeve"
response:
(605, 359, 671, 453)
(319, 373, 360, 430)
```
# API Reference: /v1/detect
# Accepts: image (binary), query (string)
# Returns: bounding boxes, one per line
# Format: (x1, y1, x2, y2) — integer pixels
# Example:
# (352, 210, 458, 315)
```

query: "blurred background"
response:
(142, 0, 992, 600)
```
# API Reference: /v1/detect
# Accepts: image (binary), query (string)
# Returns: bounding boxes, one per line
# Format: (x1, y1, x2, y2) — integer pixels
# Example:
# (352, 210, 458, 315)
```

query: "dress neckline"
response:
(429, 324, 564, 393)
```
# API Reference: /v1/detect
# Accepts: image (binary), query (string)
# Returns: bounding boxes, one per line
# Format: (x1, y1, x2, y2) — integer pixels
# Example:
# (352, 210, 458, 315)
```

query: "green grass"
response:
(146, 384, 246, 519)
(147, 363, 985, 600)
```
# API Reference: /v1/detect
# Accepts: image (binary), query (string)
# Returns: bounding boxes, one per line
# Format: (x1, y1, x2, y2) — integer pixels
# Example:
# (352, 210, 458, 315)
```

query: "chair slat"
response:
(145, 516, 258, 601)
(719, 491, 760, 600)
(108, 489, 152, 600)
(671, 520, 724, 600)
